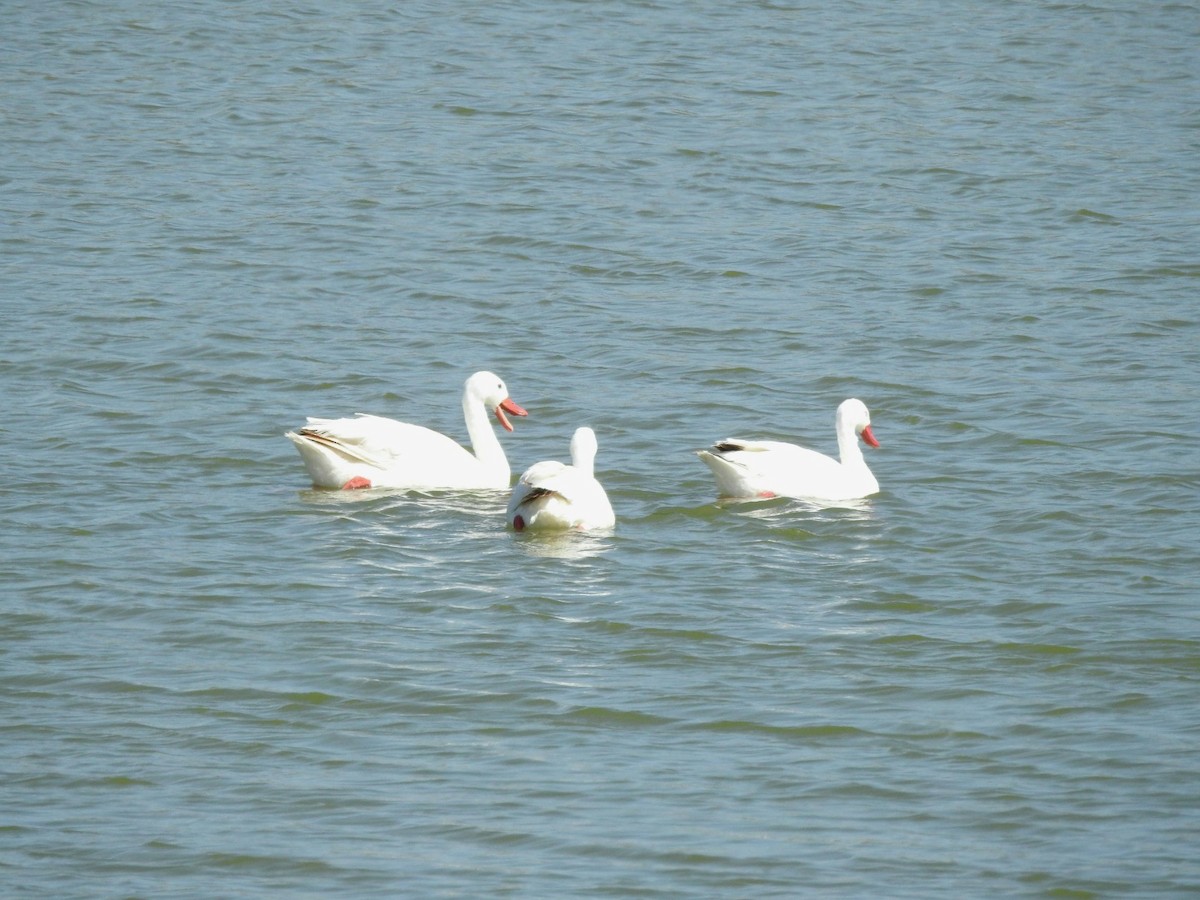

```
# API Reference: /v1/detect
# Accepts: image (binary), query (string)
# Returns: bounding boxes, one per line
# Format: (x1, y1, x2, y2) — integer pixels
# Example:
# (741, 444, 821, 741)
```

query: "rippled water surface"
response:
(4, 1, 1199, 896)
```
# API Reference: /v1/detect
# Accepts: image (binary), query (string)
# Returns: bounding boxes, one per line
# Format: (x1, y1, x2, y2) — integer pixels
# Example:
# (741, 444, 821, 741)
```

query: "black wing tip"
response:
(514, 486, 559, 511)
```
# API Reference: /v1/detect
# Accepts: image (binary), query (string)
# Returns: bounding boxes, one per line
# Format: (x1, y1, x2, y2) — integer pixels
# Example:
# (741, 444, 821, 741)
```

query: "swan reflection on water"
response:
(716, 494, 877, 522)
(296, 485, 617, 559)
(510, 528, 616, 560)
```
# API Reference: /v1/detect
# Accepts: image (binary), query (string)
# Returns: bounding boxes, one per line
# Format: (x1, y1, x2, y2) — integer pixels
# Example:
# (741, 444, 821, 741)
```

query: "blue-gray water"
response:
(3, 1, 1199, 897)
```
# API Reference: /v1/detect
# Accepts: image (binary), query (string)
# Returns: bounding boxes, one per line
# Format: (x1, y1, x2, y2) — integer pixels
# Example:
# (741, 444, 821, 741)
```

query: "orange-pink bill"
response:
(495, 397, 528, 432)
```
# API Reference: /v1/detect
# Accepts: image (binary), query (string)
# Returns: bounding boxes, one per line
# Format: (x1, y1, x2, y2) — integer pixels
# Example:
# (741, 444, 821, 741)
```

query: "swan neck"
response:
(836, 418, 866, 468)
(463, 391, 507, 474)
(570, 430, 597, 478)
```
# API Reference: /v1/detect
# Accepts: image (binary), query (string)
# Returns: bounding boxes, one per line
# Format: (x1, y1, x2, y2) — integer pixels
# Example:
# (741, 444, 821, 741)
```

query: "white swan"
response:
(507, 427, 616, 532)
(697, 398, 881, 501)
(286, 371, 527, 490)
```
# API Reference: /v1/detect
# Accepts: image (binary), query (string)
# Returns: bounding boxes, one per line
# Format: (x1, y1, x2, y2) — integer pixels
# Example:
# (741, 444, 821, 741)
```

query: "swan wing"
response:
(300, 414, 473, 468)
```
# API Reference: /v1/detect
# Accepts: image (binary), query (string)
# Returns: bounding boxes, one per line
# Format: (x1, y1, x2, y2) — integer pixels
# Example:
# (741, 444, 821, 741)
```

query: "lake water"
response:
(3, 1, 1199, 896)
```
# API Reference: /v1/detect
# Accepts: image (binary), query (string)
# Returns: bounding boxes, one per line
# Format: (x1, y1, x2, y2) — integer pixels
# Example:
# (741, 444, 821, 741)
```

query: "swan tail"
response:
(292, 427, 384, 468)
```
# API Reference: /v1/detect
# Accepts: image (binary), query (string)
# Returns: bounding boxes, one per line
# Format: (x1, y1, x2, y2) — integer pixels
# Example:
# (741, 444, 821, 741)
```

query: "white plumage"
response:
(285, 371, 527, 491)
(697, 398, 881, 502)
(507, 427, 616, 532)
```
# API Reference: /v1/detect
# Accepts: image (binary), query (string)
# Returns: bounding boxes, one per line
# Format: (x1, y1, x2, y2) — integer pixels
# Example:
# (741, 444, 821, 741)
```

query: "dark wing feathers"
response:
(712, 441, 746, 454)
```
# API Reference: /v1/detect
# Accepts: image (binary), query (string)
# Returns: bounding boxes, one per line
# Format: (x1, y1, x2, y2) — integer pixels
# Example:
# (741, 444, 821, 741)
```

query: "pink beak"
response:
(860, 425, 880, 448)
(495, 397, 528, 432)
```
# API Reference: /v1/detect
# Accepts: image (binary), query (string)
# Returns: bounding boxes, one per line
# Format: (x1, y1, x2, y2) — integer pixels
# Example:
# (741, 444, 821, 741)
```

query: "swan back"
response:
(698, 398, 881, 502)
(507, 426, 615, 531)
(286, 370, 526, 491)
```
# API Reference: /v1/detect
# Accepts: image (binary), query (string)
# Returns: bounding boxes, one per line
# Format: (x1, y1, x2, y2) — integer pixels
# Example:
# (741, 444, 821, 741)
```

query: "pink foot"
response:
(512, 515, 526, 532)
(341, 476, 372, 490)
(758, 490, 777, 499)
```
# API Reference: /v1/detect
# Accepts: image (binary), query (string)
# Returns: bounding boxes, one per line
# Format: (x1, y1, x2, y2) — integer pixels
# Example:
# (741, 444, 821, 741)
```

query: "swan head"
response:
(838, 398, 880, 448)
(466, 371, 527, 432)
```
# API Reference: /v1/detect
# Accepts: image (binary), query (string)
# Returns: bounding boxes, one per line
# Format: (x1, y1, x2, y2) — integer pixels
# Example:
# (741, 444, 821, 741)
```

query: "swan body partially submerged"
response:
(507, 427, 615, 531)
(286, 371, 527, 491)
(698, 398, 880, 501)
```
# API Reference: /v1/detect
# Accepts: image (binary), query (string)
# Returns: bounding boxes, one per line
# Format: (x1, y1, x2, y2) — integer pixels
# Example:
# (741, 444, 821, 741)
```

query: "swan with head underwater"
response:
(507, 426, 616, 532)
(697, 398, 881, 502)
(286, 370, 527, 491)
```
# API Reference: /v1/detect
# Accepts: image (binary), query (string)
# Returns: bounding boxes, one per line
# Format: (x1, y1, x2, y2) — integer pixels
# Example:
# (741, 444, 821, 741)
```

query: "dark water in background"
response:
(3, 1, 1199, 896)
